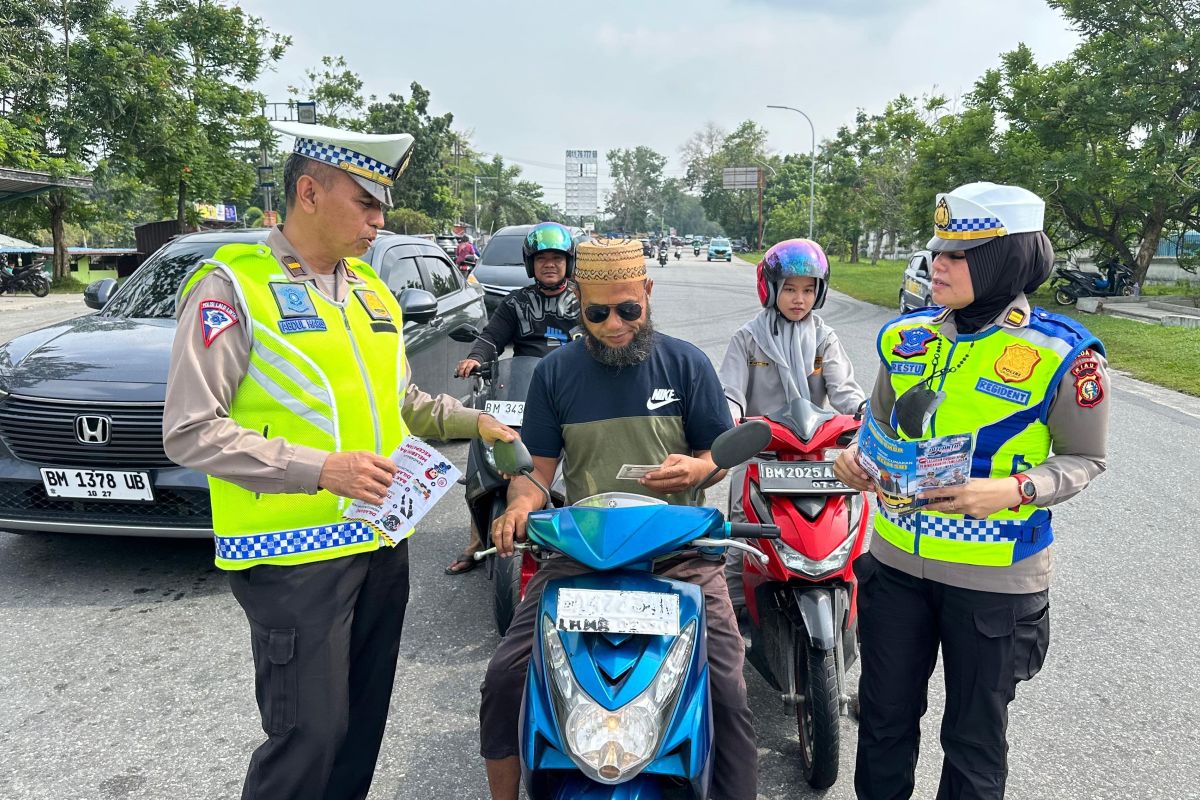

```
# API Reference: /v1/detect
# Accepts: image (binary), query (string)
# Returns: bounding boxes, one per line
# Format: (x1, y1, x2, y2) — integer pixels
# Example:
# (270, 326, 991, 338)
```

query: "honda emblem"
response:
(74, 415, 112, 445)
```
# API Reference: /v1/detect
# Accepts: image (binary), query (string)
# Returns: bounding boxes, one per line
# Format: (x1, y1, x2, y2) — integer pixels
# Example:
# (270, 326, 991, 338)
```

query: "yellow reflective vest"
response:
(179, 243, 409, 570)
(873, 306, 1100, 567)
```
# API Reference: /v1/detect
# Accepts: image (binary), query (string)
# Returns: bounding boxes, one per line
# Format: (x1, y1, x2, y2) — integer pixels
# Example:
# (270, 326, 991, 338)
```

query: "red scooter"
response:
(736, 397, 868, 790)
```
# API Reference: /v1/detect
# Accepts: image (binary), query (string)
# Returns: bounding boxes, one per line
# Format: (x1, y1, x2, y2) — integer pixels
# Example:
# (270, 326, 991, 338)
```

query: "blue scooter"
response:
(488, 423, 778, 798)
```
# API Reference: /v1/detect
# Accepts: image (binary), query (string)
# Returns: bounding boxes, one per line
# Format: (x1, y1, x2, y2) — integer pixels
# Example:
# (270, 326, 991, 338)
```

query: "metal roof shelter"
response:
(0, 166, 93, 205)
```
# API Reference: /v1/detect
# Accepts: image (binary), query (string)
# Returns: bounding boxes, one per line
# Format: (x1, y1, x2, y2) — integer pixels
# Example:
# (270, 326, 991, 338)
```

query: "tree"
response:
(969, 2, 1200, 282)
(364, 83, 458, 224)
(384, 207, 436, 235)
(690, 121, 771, 244)
(103, 0, 288, 232)
(605, 146, 667, 233)
(474, 155, 548, 232)
(289, 55, 364, 128)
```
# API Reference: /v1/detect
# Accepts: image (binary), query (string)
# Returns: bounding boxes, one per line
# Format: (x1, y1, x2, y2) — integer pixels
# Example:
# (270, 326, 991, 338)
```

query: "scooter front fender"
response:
(794, 588, 837, 651)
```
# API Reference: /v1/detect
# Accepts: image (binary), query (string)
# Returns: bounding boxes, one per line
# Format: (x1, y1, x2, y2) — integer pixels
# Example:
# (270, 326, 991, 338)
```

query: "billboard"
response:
(565, 149, 598, 220)
(722, 167, 762, 190)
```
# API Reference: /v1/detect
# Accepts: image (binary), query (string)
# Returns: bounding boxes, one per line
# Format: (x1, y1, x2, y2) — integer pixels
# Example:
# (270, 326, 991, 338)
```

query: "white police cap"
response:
(271, 121, 415, 208)
(927, 182, 1045, 252)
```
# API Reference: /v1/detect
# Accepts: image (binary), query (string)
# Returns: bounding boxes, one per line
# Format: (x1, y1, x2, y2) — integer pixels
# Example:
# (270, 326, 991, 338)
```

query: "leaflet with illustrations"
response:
(343, 436, 463, 545)
(855, 402, 974, 514)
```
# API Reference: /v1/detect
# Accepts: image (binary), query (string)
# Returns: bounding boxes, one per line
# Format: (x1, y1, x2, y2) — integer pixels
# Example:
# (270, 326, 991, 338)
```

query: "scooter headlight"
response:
(773, 535, 855, 577)
(542, 617, 696, 784)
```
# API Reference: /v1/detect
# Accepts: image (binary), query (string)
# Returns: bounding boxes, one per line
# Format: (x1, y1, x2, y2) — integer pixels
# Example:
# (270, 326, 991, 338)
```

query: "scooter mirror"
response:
(492, 438, 534, 476)
(711, 420, 772, 470)
(448, 324, 481, 343)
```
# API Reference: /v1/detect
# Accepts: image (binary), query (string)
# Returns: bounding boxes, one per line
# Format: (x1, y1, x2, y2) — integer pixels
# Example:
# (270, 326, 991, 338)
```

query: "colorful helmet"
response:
(756, 238, 830, 309)
(522, 222, 576, 280)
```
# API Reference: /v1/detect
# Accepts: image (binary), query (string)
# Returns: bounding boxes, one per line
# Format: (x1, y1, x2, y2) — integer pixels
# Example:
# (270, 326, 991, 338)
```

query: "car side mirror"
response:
(398, 288, 438, 325)
(448, 324, 481, 343)
(711, 420, 772, 469)
(84, 278, 118, 310)
(493, 438, 534, 476)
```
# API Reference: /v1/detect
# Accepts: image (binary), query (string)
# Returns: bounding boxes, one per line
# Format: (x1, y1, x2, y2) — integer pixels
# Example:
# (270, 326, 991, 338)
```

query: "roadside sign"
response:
(722, 167, 762, 190)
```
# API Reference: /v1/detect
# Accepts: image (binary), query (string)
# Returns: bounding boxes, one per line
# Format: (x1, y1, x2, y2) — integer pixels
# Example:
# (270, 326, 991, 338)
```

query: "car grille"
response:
(0, 481, 211, 528)
(0, 396, 175, 468)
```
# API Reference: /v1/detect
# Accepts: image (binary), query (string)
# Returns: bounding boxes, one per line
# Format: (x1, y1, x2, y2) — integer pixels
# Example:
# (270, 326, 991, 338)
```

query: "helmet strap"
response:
(537, 278, 568, 294)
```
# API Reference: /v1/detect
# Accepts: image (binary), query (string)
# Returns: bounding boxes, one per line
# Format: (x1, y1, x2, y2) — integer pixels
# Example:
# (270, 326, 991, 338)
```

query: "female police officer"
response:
(834, 182, 1110, 799)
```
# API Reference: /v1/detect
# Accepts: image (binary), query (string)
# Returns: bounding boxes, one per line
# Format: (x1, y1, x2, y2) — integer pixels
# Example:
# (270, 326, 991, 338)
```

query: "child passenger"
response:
(718, 238, 866, 611)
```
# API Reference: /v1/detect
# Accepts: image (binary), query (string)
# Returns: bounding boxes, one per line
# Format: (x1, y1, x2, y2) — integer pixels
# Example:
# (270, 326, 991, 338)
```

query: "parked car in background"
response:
(0, 228, 487, 538)
(707, 237, 733, 261)
(472, 224, 586, 316)
(898, 249, 935, 312)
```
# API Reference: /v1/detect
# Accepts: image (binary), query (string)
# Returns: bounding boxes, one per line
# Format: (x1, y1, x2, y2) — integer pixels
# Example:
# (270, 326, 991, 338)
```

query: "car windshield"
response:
(712, 239, 730, 246)
(481, 234, 525, 266)
(100, 241, 224, 319)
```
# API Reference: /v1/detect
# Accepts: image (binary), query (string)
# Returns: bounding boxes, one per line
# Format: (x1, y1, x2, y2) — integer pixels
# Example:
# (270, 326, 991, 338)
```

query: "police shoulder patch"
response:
(892, 326, 938, 359)
(198, 299, 239, 347)
(1075, 372, 1103, 408)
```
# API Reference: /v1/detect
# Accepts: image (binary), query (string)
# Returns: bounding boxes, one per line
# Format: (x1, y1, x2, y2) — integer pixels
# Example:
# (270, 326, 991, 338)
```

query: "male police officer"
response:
(164, 122, 515, 800)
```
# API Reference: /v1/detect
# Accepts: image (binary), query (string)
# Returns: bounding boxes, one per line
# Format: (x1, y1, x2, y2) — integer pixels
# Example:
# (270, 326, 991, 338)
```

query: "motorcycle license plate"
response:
(758, 461, 854, 495)
(484, 400, 524, 426)
(555, 588, 680, 636)
(40, 468, 154, 502)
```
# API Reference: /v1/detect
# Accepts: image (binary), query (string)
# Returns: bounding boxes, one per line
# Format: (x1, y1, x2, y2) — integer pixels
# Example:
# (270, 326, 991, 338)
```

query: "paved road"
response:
(0, 293, 90, 345)
(2, 252, 1198, 799)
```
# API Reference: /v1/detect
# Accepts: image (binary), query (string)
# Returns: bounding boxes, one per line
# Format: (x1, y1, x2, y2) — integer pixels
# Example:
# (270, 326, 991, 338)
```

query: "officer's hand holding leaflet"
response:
(318, 451, 398, 504)
(832, 444, 873, 492)
(917, 477, 1022, 518)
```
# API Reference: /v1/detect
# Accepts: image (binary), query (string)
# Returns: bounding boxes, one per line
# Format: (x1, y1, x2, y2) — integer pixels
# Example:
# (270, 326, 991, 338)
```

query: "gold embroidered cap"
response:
(574, 239, 647, 284)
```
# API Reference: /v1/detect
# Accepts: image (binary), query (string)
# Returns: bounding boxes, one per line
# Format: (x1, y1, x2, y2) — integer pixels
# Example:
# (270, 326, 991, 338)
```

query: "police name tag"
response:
(483, 400, 524, 426)
(556, 588, 680, 636)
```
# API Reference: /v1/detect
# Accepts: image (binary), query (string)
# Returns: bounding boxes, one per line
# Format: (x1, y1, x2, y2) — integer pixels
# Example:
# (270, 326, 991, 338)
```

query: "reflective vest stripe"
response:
(214, 521, 375, 561)
(251, 333, 334, 410)
(244, 362, 336, 439)
(251, 320, 342, 450)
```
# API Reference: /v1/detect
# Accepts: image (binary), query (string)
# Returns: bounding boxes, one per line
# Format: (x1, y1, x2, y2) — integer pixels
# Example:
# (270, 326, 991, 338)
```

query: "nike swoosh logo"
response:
(646, 398, 680, 410)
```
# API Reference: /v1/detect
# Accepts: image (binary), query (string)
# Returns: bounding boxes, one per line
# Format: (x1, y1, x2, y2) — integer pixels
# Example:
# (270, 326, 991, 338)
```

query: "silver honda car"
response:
(0, 228, 486, 538)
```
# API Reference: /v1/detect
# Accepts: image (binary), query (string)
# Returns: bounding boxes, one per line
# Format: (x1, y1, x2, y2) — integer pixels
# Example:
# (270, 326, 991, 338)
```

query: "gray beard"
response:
(584, 313, 655, 368)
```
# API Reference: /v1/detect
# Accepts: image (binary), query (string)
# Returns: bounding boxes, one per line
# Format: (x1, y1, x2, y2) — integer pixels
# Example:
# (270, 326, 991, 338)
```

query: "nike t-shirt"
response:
(520, 332, 733, 504)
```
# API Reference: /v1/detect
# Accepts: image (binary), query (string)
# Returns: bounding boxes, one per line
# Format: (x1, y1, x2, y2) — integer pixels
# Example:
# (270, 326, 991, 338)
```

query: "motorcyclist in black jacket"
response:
(446, 222, 580, 574)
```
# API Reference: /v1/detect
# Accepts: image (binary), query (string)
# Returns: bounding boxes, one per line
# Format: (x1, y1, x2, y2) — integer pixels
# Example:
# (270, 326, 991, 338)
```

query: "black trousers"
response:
(853, 553, 1050, 800)
(227, 542, 410, 800)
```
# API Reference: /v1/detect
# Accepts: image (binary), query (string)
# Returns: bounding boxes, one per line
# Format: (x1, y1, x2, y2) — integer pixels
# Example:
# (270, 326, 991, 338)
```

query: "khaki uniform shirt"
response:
(867, 296, 1110, 594)
(163, 226, 481, 495)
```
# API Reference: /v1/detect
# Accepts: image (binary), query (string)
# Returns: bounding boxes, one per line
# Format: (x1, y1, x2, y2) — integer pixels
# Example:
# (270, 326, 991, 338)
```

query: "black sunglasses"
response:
(583, 301, 643, 324)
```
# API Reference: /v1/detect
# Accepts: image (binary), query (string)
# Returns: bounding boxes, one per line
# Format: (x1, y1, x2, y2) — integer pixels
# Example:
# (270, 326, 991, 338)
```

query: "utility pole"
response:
(767, 104, 817, 239)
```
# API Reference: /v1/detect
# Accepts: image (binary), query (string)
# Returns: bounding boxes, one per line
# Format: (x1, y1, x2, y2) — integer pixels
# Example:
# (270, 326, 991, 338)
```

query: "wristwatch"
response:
(1013, 474, 1037, 505)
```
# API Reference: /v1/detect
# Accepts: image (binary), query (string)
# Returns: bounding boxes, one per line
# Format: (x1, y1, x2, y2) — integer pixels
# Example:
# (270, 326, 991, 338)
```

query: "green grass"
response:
(49, 276, 88, 294)
(740, 253, 1200, 397)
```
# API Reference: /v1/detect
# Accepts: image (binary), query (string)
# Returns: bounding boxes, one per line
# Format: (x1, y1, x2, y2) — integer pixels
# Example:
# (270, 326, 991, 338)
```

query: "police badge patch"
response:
(892, 327, 938, 359)
(354, 289, 392, 321)
(199, 299, 239, 347)
(993, 344, 1041, 383)
(1071, 349, 1103, 407)
(270, 282, 318, 318)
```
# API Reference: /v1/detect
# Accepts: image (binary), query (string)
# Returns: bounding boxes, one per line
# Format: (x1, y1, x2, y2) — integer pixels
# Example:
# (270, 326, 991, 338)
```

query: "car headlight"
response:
(542, 616, 696, 784)
(773, 535, 855, 577)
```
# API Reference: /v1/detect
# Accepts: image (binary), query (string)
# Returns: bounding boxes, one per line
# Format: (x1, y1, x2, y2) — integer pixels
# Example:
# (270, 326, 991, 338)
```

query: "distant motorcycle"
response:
(1049, 260, 1135, 305)
(457, 252, 478, 276)
(674, 246, 682, 261)
(0, 262, 51, 297)
(693, 244, 701, 257)
(657, 247, 669, 268)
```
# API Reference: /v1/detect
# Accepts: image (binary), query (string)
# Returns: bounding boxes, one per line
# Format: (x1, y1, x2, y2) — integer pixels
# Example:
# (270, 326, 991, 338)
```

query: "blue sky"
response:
(226, 0, 1079, 208)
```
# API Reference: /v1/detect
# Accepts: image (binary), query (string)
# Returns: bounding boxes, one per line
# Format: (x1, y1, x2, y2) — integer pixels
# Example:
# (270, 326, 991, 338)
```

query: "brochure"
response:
(343, 436, 462, 545)
(855, 402, 974, 514)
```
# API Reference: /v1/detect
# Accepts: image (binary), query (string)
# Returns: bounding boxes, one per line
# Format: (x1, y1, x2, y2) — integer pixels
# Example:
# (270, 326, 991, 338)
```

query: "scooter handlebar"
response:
(728, 522, 781, 539)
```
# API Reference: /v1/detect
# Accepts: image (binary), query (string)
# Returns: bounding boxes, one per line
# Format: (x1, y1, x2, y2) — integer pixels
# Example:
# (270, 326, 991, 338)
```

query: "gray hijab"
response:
(745, 307, 818, 403)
